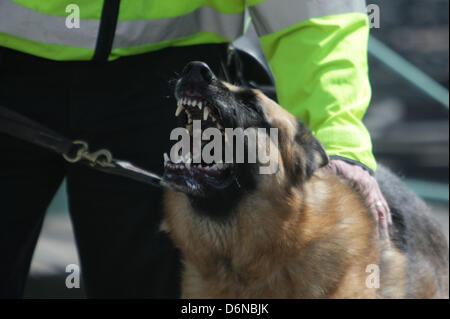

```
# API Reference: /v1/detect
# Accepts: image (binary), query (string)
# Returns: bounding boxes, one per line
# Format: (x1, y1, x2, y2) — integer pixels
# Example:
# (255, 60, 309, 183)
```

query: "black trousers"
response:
(0, 44, 227, 298)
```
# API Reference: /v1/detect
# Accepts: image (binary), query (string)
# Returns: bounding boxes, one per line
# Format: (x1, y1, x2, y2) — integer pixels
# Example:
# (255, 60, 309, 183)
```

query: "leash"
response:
(0, 105, 163, 188)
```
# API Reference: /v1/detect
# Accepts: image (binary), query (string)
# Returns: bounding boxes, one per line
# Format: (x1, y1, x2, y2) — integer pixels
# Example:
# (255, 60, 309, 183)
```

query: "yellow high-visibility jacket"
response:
(0, 0, 376, 171)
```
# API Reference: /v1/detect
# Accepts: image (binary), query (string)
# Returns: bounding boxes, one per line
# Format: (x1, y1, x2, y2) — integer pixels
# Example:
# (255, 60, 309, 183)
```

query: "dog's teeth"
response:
(175, 104, 184, 116)
(203, 107, 210, 121)
(211, 116, 216, 122)
(164, 153, 169, 164)
(192, 100, 197, 107)
(186, 157, 192, 169)
(217, 123, 223, 129)
(198, 102, 203, 110)
(184, 152, 192, 162)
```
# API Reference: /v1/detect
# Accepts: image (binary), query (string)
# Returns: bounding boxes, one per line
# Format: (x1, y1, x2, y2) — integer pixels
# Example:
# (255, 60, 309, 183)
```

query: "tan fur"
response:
(162, 88, 408, 299)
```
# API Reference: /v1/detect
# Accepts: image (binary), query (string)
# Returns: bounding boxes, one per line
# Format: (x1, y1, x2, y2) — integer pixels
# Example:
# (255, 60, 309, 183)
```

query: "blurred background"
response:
(25, 0, 449, 298)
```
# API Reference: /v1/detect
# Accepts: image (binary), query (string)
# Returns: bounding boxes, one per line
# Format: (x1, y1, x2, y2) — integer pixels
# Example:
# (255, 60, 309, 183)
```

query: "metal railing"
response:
(369, 36, 449, 110)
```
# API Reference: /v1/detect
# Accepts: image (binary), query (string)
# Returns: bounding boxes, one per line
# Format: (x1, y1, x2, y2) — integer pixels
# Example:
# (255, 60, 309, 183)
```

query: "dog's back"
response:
(376, 165, 449, 298)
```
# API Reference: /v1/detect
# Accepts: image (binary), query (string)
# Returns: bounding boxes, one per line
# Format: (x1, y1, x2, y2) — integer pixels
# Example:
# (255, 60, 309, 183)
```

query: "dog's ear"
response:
(294, 121, 329, 179)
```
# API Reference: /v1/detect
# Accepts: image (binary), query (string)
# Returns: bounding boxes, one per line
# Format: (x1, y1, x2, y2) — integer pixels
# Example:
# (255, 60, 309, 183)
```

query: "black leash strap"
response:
(0, 105, 162, 188)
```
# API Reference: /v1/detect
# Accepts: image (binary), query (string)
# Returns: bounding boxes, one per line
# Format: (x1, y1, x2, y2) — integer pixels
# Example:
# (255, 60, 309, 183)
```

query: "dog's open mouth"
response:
(162, 94, 235, 196)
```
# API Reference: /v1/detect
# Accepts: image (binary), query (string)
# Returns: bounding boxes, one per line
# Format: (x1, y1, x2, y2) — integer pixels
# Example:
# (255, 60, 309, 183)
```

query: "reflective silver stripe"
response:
(249, 0, 367, 36)
(0, 0, 99, 49)
(113, 6, 244, 49)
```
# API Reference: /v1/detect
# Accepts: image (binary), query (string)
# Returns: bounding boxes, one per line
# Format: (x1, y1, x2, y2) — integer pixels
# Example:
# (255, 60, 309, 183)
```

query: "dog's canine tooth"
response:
(164, 153, 170, 164)
(198, 101, 203, 110)
(175, 104, 184, 116)
(203, 107, 210, 121)
(192, 100, 197, 107)
(185, 156, 192, 169)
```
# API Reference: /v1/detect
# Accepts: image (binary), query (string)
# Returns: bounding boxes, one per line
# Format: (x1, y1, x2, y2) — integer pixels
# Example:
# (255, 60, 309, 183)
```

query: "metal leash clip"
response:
(63, 140, 116, 168)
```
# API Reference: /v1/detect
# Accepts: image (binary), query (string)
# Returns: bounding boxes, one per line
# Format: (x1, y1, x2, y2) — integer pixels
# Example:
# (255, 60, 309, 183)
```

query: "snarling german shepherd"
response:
(161, 61, 449, 299)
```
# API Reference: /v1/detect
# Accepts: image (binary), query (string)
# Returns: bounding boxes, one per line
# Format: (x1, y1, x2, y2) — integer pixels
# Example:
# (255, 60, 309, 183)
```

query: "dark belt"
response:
(0, 105, 163, 188)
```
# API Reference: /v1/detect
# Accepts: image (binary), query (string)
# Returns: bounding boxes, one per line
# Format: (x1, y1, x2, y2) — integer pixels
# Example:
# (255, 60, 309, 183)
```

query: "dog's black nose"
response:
(182, 61, 215, 84)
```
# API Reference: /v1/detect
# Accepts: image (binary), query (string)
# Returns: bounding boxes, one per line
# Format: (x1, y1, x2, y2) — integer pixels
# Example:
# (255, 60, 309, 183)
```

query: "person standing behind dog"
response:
(0, 0, 390, 298)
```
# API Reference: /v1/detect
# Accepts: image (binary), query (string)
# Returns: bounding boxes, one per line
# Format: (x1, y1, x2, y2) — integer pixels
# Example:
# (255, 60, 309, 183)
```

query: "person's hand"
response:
(326, 159, 392, 241)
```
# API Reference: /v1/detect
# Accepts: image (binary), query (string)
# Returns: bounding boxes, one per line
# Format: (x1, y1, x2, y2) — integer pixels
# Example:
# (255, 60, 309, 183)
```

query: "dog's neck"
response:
(164, 172, 379, 298)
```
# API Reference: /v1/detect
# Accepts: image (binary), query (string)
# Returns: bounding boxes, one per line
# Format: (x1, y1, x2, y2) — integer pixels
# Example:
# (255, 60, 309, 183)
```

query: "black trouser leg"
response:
(0, 50, 67, 297)
(0, 139, 65, 298)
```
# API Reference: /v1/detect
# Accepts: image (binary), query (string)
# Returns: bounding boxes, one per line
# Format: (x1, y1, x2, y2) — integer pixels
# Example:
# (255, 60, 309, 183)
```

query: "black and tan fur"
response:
(161, 62, 449, 299)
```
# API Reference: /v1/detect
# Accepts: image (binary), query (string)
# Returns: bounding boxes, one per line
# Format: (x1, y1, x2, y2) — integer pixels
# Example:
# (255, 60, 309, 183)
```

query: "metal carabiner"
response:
(83, 148, 115, 168)
(63, 140, 115, 168)
(63, 140, 89, 163)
